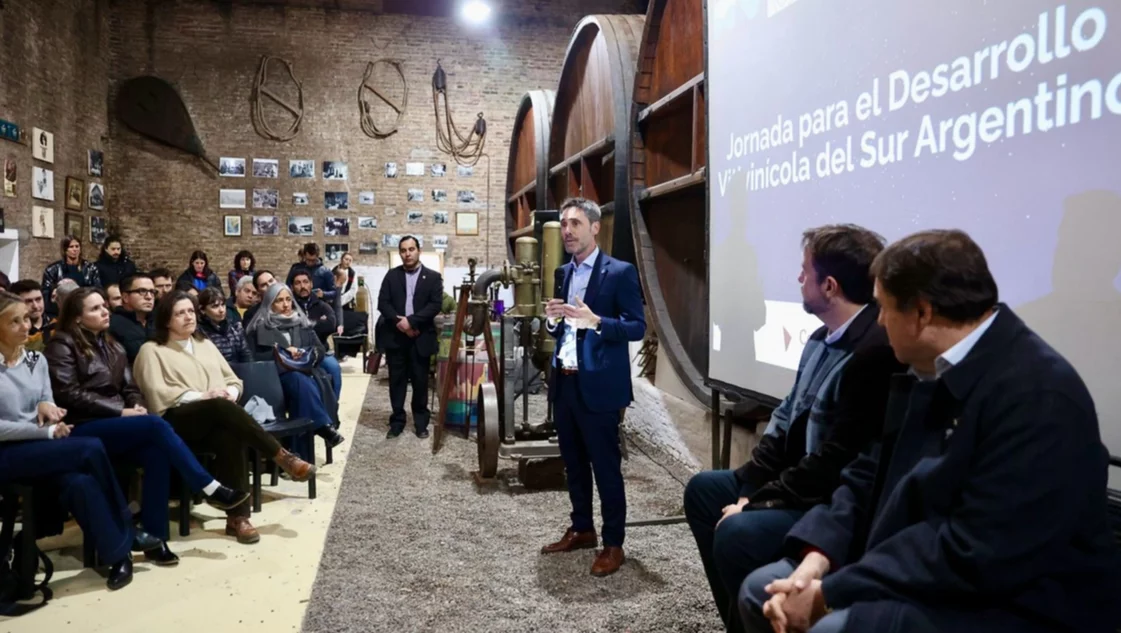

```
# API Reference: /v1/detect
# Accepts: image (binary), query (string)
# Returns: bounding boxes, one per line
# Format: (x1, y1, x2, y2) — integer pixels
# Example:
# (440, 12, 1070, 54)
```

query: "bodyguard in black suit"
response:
(377, 236, 443, 438)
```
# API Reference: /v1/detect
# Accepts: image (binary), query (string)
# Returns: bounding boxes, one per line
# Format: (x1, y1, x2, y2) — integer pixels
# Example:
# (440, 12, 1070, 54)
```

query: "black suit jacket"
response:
(376, 265, 444, 357)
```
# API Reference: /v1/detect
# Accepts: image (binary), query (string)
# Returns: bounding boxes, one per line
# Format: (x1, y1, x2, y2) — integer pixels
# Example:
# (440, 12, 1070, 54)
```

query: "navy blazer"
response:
(785, 306, 1121, 633)
(547, 251, 646, 413)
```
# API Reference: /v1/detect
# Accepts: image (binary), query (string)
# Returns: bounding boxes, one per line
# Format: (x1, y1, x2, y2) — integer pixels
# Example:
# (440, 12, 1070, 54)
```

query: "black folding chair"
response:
(230, 361, 319, 511)
(0, 483, 52, 610)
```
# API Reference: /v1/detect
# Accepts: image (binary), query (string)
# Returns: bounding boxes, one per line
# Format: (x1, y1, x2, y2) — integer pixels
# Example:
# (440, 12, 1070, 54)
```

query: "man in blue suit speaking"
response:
(539, 197, 646, 578)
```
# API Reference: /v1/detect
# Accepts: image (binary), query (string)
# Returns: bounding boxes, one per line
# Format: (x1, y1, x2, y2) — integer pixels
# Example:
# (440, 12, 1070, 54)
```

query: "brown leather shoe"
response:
(274, 448, 316, 482)
(590, 546, 625, 577)
(225, 516, 261, 544)
(541, 528, 598, 554)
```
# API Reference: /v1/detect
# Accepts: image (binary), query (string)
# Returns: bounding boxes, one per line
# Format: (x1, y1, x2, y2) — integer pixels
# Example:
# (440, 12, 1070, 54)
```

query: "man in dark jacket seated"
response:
(109, 274, 156, 363)
(741, 229, 1121, 633)
(291, 271, 337, 346)
(684, 224, 901, 632)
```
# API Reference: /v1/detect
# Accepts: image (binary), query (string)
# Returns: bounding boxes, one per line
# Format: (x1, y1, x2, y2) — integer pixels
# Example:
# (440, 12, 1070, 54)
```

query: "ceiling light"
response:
(461, 0, 492, 25)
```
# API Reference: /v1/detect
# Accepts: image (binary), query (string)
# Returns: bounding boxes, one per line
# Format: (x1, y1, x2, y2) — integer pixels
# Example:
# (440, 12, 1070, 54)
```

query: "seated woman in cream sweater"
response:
(133, 290, 315, 544)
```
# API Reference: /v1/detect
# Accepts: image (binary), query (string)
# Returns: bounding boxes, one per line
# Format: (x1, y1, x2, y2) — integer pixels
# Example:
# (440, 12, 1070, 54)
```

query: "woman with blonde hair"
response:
(133, 290, 315, 543)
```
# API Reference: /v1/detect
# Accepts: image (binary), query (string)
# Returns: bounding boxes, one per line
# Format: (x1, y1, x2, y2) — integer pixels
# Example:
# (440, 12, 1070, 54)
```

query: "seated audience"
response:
(241, 269, 278, 326)
(0, 290, 154, 591)
(228, 275, 259, 324)
(45, 287, 251, 560)
(244, 283, 345, 450)
(11, 280, 52, 352)
(197, 287, 252, 363)
(685, 225, 899, 632)
(291, 270, 338, 345)
(42, 235, 102, 317)
(285, 243, 336, 303)
(177, 250, 222, 293)
(105, 283, 122, 309)
(176, 278, 200, 300)
(740, 229, 1121, 633)
(333, 252, 358, 310)
(133, 291, 315, 543)
(94, 235, 137, 287)
(228, 249, 256, 296)
(149, 267, 174, 302)
(110, 274, 157, 363)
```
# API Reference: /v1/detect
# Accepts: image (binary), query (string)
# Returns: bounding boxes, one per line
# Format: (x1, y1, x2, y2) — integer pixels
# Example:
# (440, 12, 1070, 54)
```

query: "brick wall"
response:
(105, 0, 639, 282)
(0, 0, 111, 281)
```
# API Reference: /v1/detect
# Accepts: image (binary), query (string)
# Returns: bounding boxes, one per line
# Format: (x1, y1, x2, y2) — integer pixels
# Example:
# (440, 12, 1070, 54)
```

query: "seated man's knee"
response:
(739, 559, 794, 616)
(683, 470, 723, 516)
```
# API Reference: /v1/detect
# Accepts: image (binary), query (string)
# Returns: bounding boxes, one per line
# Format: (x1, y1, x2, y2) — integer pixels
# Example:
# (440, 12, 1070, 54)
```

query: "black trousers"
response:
(162, 399, 282, 517)
(386, 341, 432, 432)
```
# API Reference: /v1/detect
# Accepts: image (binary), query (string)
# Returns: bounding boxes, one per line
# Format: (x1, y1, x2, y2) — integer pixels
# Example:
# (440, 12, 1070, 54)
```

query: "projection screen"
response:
(706, 0, 1121, 458)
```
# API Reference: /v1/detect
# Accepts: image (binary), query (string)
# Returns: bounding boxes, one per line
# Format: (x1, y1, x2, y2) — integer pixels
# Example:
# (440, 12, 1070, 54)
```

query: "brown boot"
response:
(541, 528, 598, 554)
(274, 448, 315, 482)
(225, 516, 260, 544)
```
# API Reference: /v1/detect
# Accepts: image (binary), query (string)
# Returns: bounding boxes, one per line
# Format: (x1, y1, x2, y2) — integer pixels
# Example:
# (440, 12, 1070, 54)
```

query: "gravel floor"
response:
(301, 380, 723, 633)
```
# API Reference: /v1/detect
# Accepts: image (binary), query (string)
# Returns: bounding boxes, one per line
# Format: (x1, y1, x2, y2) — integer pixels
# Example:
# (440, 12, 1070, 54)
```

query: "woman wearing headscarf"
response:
(176, 250, 222, 293)
(244, 283, 345, 454)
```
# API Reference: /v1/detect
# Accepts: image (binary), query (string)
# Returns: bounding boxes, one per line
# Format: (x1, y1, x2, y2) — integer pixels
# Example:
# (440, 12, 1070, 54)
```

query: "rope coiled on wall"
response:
(250, 55, 305, 142)
(358, 59, 409, 139)
(431, 60, 487, 167)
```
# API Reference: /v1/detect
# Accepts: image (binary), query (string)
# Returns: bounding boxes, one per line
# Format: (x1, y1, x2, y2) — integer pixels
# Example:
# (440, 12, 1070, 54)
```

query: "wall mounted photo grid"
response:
(457, 190, 476, 204)
(405, 162, 424, 176)
(407, 188, 424, 202)
(224, 215, 242, 236)
(432, 189, 447, 202)
(358, 216, 377, 229)
(31, 128, 53, 163)
(252, 215, 280, 236)
(407, 210, 424, 224)
(32, 206, 53, 238)
(325, 191, 349, 210)
(430, 163, 446, 177)
(433, 235, 449, 250)
(288, 216, 314, 236)
(293, 192, 309, 205)
(324, 243, 348, 262)
(90, 216, 108, 244)
(88, 150, 103, 177)
(457, 165, 473, 177)
(382, 234, 401, 247)
(384, 162, 398, 178)
(65, 212, 83, 239)
(323, 161, 348, 180)
(252, 158, 279, 178)
(3, 159, 15, 197)
(219, 157, 246, 176)
(359, 191, 375, 205)
(88, 183, 105, 210)
(290, 159, 314, 178)
(253, 188, 279, 209)
(32, 166, 53, 201)
(359, 242, 378, 255)
(433, 211, 449, 224)
(325, 216, 350, 236)
(220, 189, 246, 209)
(65, 177, 84, 210)
(455, 211, 478, 236)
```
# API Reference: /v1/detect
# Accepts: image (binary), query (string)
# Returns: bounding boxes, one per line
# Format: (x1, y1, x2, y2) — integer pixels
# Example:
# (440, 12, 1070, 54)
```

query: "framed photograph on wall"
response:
(32, 128, 54, 163)
(65, 212, 84, 240)
(87, 182, 105, 210)
(89, 216, 108, 245)
(65, 176, 84, 210)
(224, 215, 242, 237)
(88, 149, 104, 177)
(32, 166, 54, 201)
(455, 211, 479, 236)
(32, 206, 54, 238)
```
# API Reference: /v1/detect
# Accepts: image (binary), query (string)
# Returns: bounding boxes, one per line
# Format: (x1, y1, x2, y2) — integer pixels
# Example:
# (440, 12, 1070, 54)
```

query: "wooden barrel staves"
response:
(631, 0, 709, 402)
(504, 89, 556, 259)
(547, 14, 645, 266)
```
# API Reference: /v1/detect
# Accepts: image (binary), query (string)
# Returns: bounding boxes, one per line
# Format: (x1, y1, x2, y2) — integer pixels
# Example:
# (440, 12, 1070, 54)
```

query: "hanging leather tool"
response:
(431, 60, 487, 167)
(251, 56, 305, 142)
(358, 59, 408, 139)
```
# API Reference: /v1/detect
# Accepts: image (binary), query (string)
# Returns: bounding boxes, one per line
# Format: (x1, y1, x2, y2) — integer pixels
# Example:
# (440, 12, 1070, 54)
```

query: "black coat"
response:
(736, 305, 903, 511)
(787, 306, 1121, 633)
(198, 316, 252, 364)
(108, 307, 155, 364)
(176, 269, 222, 292)
(94, 252, 137, 287)
(376, 265, 443, 357)
(295, 294, 337, 345)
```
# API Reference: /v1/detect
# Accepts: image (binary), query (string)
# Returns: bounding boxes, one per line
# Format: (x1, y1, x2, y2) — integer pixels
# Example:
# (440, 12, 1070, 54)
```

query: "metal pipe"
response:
(465, 267, 503, 336)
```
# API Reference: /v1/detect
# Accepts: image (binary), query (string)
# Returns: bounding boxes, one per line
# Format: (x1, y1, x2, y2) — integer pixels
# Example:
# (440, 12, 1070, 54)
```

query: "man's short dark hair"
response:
(120, 273, 152, 292)
(870, 229, 998, 323)
(303, 242, 319, 257)
(253, 270, 274, 288)
(399, 235, 420, 250)
(802, 224, 885, 304)
(10, 280, 42, 295)
(291, 270, 312, 283)
(150, 267, 172, 281)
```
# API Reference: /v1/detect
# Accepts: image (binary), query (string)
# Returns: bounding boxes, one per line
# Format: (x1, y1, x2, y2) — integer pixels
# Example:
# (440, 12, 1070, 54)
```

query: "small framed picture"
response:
(32, 206, 54, 238)
(455, 211, 479, 236)
(224, 215, 242, 236)
(32, 166, 54, 202)
(65, 212, 84, 239)
(65, 176, 84, 210)
(87, 182, 105, 210)
(219, 157, 246, 177)
(88, 149, 104, 177)
(32, 128, 54, 163)
(89, 216, 108, 245)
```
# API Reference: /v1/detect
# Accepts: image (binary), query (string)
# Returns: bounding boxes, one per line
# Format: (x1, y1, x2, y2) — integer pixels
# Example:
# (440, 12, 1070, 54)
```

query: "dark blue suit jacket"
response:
(547, 251, 646, 412)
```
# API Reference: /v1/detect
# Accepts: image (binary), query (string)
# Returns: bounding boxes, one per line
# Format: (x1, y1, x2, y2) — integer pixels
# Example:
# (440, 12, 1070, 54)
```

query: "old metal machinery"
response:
(431, 60, 488, 166)
(358, 59, 408, 139)
(251, 56, 305, 142)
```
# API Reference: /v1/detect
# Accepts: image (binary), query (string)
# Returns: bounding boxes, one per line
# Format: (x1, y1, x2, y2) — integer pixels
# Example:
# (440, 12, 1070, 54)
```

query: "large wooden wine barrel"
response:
(547, 14, 645, 266)
(631, 0, 708, 402)
(505, 89, 555, 258)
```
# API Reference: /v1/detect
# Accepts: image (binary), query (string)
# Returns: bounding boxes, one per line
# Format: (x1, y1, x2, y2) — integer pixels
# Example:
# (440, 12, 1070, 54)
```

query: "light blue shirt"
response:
(912, 309, 999, 380)
(404, 266, 421, 317)
(554, 248, 600, 370)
